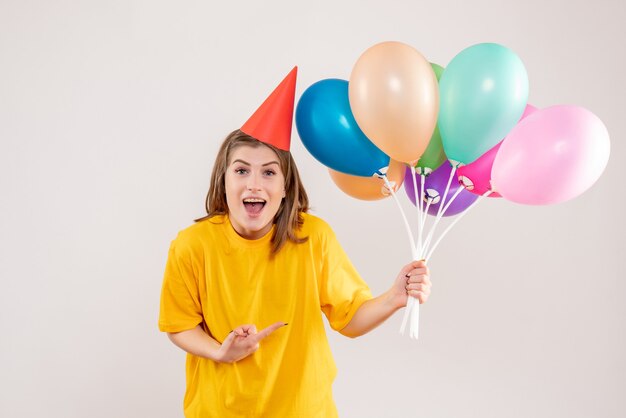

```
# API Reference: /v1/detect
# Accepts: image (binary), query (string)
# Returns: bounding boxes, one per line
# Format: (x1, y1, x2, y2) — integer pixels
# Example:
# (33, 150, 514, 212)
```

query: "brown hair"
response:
(195, 129, 309, 254)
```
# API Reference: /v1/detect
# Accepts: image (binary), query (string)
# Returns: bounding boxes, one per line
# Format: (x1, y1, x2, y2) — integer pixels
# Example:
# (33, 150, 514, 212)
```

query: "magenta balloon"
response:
(519, 104, 538, 120)
(457, 104, 537, 197)
(404, 164, 478, 216)
(492, 105, 610, 205)
(457, 142, 503, 198)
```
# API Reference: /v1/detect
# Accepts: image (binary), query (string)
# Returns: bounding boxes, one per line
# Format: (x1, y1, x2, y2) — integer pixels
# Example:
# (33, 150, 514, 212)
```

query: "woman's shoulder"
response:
(300, 212, 335, 238)
(172, 214, 227, 248)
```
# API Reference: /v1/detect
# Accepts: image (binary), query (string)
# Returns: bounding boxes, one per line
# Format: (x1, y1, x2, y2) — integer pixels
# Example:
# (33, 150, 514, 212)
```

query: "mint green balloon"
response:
(439, 43, 528, 165)
(415, 63, 446, 173)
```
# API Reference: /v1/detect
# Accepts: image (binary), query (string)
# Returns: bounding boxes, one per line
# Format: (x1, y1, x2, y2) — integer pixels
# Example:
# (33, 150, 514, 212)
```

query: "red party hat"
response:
(241, 66, 297, 151)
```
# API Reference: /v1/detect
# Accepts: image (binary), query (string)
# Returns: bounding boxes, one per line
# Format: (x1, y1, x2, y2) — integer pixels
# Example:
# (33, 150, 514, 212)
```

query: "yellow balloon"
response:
(349, 41, 439, 163)
(328, 160, 406, 201)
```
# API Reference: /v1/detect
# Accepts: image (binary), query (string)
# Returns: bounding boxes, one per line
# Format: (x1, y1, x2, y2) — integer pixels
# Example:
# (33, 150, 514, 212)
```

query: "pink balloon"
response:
(491, 105, 610, 205)
(457, 104, 537, 198)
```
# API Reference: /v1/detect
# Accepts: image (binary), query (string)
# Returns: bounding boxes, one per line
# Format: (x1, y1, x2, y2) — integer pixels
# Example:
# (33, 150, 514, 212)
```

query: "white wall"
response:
(1, 1, 624, 417)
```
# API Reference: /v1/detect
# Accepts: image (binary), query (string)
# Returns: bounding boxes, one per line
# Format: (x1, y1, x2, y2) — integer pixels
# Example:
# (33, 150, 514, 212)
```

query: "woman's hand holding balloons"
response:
(340, 260, 432, 338)
(388, 260, 432, 309)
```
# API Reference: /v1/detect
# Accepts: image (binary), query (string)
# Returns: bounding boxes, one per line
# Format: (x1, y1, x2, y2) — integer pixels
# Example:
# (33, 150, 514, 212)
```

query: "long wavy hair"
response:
(195, 130, 309, 254)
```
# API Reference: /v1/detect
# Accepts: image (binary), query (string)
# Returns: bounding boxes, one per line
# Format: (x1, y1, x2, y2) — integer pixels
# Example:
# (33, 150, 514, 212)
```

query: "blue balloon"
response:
(296, 79, 390, 176)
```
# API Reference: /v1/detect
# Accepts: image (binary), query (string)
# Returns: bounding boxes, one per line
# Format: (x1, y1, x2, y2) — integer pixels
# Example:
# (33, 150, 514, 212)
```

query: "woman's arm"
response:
(167, 322, 287, 363)
(340, 260, 431, 338)
(167, 325, 222, 361)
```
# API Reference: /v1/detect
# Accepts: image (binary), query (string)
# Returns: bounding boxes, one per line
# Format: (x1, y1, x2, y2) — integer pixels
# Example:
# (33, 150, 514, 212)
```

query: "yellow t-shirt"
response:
(159, 213, 372, 418)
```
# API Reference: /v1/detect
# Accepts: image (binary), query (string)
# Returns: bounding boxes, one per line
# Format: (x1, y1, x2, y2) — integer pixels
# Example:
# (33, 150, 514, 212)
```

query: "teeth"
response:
(243, 198, 265, 203)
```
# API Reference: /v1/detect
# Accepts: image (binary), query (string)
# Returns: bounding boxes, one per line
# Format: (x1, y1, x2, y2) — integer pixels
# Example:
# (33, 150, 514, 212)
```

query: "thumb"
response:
(400, 261, 420, 277)
(405, 259, 426, 272)
(415, 259, 427, 268)
(221, 330, 236, 349)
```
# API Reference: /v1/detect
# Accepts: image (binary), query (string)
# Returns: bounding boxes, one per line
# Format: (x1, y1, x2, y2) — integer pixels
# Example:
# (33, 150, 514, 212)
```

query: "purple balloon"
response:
(404, 163, 478, 216)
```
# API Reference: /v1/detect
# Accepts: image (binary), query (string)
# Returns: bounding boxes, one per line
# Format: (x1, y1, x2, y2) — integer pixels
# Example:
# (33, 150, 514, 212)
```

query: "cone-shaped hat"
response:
(241, 67, 297, 151)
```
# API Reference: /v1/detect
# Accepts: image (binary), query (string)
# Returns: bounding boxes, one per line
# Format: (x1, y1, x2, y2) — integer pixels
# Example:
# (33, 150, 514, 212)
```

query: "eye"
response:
(234, 167, 248, 175)
(263, 169, 277, 176)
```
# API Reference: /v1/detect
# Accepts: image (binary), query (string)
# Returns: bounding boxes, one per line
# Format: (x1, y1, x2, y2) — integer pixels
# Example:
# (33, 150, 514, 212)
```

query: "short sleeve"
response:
(158, 239, 203, 333)
(317, 223, 373, 331)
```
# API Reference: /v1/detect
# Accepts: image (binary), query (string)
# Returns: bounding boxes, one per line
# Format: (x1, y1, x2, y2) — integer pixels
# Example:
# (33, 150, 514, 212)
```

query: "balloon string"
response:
(421, 189, 432, 233)
(400, 284, 421, 339)
(403, 168, 424, 339)
(399, 296, 413, 335)
(386, 170, 419, 337)
(441, 186, 464, 217)
(422, 186, 464, 256)
(417, 173, 426, 256)
(425, 190, 492, 261)
(435, 164, 457, 219)
(410, 299, 419, 339)
(411, 167, 423, 256)
(421, 165, 457, 257)
(382, 175, 417, 257)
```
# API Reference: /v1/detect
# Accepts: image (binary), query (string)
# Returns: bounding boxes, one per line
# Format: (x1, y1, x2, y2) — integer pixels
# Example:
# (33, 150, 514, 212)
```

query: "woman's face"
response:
(225, 144, 286, 240)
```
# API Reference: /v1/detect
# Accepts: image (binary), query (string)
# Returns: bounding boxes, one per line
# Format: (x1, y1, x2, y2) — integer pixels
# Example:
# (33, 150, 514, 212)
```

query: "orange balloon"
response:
(328, 160, 406, 201)
(349, 41, 439, 163)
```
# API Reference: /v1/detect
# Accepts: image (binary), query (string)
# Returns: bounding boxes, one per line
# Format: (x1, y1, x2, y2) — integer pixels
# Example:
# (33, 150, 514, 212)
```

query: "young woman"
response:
(159, 69, 431, 418)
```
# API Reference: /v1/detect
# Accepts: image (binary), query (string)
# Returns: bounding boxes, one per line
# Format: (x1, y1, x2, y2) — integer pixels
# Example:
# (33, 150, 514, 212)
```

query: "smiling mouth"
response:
(243, 198, 266, 215)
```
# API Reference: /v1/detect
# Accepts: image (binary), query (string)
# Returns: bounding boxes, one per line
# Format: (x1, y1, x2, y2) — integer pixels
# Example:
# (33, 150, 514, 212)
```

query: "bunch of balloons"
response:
(295, 41, 611, 339)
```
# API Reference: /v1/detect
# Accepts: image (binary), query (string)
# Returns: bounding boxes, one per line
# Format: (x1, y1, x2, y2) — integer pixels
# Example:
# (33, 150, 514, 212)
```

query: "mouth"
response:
(243, 198, 266, 216)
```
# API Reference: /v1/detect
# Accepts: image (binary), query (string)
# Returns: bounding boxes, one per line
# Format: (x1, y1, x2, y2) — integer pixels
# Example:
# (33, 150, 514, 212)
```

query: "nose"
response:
(246, 172, 261, 191)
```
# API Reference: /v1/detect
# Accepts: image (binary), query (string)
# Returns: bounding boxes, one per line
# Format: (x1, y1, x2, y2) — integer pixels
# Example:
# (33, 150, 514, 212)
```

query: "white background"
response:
(1, 1, 624, 417)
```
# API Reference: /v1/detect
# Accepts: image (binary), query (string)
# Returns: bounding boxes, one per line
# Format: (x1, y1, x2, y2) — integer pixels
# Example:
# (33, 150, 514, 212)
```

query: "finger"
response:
(231, 330, 259, 352)
(242, 324, 258, 336)
(254, 321, 287, 342)
(233, 324, 253, 337)
(406, 283, 426, 292)
(403, 263, 428, 277)
(415, 259, 427, 268)
(221, 330, 236, 348)
(400, 261, 422, 278)
(408, 290, 428, 303)
(422, 274, 432, 286)
(407, 273, 430, 284)
(406, 266, 430, 278)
